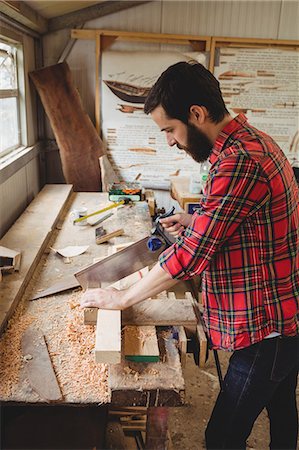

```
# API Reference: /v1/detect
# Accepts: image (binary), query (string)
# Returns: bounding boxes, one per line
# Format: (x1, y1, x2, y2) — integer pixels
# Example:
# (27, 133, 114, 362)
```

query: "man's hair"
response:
(144, 61, 228, 124)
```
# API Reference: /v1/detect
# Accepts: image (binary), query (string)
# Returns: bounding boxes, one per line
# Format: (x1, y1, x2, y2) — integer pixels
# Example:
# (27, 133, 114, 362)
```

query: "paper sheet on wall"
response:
(101, 51, 207, 189)
(214, 47, 299, 167)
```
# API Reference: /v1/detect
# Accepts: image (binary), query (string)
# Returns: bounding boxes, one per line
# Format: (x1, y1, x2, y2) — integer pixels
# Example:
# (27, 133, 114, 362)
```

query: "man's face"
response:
(150, 105, 213, 163)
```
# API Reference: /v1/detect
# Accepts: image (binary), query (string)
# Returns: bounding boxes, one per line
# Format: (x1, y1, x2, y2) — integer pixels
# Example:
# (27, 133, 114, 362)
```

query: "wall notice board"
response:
(72, 30, 299, 189)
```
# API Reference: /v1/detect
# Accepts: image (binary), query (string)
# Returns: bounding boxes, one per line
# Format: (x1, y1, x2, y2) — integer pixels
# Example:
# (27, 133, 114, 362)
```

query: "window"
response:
(0, 39, 23, 157)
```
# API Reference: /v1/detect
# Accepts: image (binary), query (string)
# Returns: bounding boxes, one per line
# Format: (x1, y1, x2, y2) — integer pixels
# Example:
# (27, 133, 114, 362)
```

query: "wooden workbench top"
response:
(0, 191, 185, 406)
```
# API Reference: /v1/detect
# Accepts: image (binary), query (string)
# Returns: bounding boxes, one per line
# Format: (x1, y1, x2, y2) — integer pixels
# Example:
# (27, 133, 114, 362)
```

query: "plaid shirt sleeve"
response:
(159, 151, 270, 279)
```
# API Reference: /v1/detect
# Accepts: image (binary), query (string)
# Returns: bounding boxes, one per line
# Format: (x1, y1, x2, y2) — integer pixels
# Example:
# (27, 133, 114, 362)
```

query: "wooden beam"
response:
(95, 309, 121, 364)
(72, 29, 211, 49)
(48, 1, 150, 33)
(0, 0, 47, 33)
(0, 185, 72, 335)
(84, 298, 197, 327)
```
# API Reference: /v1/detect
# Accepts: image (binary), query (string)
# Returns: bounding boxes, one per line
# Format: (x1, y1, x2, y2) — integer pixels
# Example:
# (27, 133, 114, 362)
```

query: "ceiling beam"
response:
(0, 1, 48, 34)
(47, 1, 150, 33)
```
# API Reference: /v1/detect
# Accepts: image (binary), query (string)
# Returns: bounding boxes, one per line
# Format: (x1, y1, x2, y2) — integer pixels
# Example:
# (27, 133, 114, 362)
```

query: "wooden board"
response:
(0, 184, 72, 335)
(21, 327, 63, 402)
(95, 309, 121, 364)
(123, 326, 160, 363)
(84, 298, 197, 327)
(170, 176, 202, 211)
(29, 62, 103, 192)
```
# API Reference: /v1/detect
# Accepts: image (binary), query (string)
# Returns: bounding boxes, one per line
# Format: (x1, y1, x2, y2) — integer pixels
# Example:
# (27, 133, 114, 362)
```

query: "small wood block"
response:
(123, 326, 160, 362)
(144, 189, 156, 216)
(197, 319, 208, 368)
(21, 327, 63, 402)
(95, 309, 121, 364)
(177, 326, 187, 367)
(96, 228, 124, 244)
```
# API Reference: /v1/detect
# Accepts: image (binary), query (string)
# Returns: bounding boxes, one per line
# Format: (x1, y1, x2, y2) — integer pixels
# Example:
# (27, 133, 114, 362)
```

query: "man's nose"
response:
(167, 135, 176, 146)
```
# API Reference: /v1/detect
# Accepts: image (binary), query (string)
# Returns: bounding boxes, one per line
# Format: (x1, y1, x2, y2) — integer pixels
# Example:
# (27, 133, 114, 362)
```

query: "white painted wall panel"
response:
(161, 1, 281, 39)
(0, 168, 28, 237)
(278, 0, 299, 40)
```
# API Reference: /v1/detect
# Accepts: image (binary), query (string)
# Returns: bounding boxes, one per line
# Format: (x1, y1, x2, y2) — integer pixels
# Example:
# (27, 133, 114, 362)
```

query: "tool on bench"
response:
(73, 199, 130, 225)
(75, 207, 176, 289)
(108, 182, 142, 202)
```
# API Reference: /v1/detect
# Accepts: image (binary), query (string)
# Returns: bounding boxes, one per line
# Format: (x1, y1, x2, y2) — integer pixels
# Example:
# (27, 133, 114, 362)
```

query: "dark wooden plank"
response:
(30, 62, 103, 192)
(21, 327, 63, 402)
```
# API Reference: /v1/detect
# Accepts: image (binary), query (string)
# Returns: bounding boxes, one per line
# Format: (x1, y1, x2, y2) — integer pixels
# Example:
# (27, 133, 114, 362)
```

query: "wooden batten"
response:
(95, 309, 121, 364)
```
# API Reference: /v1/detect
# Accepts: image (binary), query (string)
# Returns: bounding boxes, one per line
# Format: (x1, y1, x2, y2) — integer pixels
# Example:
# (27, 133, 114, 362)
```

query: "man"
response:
(81, 61, 299, 449)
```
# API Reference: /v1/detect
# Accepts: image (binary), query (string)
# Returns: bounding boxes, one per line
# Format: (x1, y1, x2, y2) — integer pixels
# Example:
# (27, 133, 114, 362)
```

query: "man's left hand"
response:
(80, 287, 127, 310)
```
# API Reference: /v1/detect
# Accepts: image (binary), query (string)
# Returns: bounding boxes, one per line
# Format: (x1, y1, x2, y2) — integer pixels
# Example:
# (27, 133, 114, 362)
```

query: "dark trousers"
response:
(205, 335, 299, 450)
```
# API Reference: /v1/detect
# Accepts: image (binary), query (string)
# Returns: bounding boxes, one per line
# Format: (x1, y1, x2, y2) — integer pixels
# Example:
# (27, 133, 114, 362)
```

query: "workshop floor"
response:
(168, 351, 299, 450)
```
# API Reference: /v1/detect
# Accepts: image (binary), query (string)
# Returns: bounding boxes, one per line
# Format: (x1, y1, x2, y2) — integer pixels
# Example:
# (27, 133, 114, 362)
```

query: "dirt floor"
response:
(168, 351, 299, 450)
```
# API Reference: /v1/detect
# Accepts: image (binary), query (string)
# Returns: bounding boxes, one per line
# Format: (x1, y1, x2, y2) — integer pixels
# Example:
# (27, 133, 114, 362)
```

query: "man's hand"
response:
(80, 287, 127, 310)
(159, 213, 193, 237)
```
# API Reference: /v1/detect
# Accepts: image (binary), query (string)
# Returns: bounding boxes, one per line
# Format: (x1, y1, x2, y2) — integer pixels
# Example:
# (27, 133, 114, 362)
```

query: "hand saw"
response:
(30, 208, 176, 300)
(74, 207, 176, 289)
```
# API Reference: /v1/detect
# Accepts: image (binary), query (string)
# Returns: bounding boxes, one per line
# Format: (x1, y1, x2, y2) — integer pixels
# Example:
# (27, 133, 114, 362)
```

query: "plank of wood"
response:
(85, 298, 197, 327)
(197, 320, 208, 369)
(21, 327, 63, 402)
(123, 326, 159, 363)
(29, 62, 103, 191)
(95, 309, 121, 364)
(177, 326, 187, 368)
(0, 185, 73, 335)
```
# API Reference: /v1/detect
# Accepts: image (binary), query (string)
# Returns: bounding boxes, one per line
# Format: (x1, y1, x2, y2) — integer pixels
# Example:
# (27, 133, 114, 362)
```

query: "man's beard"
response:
(178, 123, 213, 163)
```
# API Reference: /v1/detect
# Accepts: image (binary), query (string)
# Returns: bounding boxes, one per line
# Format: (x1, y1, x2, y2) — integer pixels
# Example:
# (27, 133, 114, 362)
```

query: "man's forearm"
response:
(122, 262, 178, 307)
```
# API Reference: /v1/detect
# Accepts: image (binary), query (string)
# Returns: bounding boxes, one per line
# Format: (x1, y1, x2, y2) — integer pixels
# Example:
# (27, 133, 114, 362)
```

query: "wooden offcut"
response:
(95, 309, 121, 364)
(29, 62, 103, 192)
(123, 325, 160, 362)
(21, 327, 63, 402)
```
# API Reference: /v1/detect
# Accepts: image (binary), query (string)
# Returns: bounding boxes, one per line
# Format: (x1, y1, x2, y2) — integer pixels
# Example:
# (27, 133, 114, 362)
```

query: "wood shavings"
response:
(0, 311, 36, 398)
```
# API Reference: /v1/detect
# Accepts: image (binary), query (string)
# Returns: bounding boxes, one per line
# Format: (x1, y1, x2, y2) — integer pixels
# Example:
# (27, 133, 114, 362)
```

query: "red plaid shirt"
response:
(160, 114, 299, 350)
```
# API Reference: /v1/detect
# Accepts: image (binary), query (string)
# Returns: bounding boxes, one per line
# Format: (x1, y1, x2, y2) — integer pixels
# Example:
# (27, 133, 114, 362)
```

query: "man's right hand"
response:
(159, 213, 193, 237)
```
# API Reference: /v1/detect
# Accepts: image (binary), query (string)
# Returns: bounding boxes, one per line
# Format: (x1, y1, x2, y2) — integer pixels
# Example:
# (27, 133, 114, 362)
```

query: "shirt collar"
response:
(209, 114, 248, 165)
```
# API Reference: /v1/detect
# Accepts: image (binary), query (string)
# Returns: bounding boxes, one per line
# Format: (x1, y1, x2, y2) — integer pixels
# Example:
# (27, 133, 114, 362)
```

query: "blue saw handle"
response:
(147, 237, 164, 252)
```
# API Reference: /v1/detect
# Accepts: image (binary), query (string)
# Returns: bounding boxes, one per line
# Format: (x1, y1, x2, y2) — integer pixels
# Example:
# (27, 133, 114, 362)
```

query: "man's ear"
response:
(189, 105, 206, 125)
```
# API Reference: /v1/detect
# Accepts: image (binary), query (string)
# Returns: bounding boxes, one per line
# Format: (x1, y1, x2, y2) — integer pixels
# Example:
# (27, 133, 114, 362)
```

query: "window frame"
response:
(0, 35, 26, 160)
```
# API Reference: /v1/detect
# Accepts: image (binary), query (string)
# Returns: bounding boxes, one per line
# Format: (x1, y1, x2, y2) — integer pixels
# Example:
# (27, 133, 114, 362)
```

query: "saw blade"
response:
(74, 236, 166, 289)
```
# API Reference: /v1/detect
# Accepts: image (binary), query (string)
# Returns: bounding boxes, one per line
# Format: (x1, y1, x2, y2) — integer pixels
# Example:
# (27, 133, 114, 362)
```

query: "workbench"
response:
(0, 185, 198, 449)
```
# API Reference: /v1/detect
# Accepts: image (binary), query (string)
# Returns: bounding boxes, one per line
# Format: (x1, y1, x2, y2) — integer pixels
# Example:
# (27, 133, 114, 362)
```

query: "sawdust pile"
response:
(0, 306, 36, 398)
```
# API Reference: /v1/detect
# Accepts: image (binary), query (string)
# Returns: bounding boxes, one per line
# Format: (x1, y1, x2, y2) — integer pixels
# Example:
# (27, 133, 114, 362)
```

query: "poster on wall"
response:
(101, 51, 207, 189)
(214, 47, 299, 167)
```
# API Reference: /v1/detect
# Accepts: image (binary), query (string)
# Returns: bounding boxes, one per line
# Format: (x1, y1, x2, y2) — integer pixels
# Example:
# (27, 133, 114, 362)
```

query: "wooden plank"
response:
(72, 29, 211, 49)
(95, 309, 121, 364)
(177, 326, 187, 368)
(84, 298, 197, 327)
(29, 63, 103, 191)
(0, 184, 72, 335)
(21, 327, 63, 402)
(0, 0, 47, 33)
(123, 325, 159, 363)
(109, 331, 184, 407)
(96, 228, 124, 245)
(48, 2, 150, 33)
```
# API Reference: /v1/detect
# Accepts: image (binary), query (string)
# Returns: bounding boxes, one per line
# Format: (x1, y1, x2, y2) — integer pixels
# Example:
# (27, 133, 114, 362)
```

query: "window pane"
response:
(0, 97, 19, 153)
(0, 42, 17, 89)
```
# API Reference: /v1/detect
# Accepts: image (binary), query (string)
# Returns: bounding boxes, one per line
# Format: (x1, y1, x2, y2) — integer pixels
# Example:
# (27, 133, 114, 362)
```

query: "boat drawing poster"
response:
(101, 51, 207, 189)
(214, 47, 299, 167)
